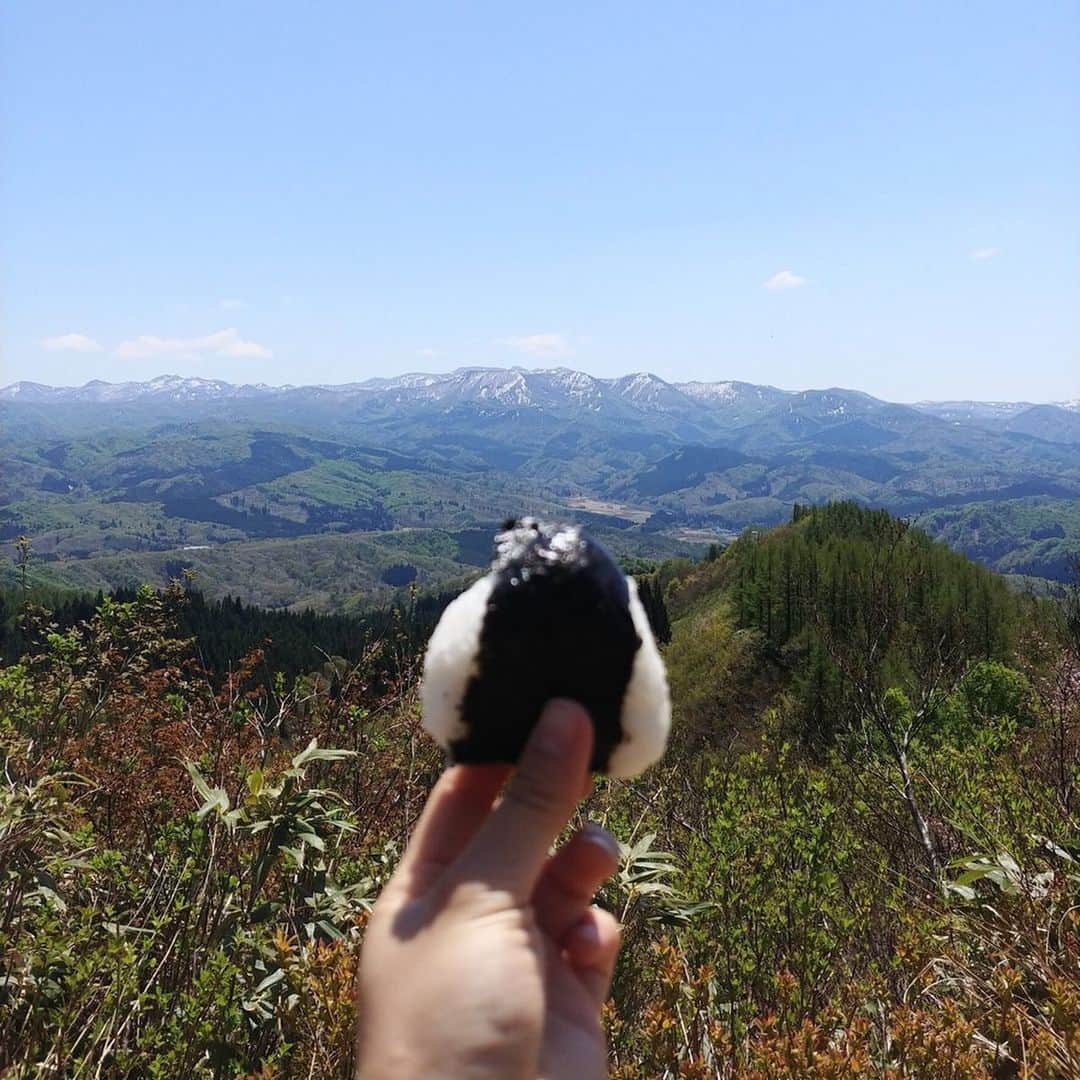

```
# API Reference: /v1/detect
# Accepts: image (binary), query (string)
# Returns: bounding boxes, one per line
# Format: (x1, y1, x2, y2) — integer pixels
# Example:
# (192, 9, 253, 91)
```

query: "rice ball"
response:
(421, 518, 671, 778)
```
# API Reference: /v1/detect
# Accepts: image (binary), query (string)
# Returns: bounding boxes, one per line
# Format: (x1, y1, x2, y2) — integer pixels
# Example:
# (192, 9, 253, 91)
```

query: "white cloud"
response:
(763, 270, 807, 291)
(116, 328, 271, 360)
(501, 332, 570, 358)
(417, 347, 437, 358)
(223, 340, 272, 358)
(41, 333, 103, 353)
(220, 298, 246, 310)
(970, 247, 1000, 261)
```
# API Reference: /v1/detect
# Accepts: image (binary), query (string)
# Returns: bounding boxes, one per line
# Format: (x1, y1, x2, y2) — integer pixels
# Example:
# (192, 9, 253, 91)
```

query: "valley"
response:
(2, 367, 1077, 607)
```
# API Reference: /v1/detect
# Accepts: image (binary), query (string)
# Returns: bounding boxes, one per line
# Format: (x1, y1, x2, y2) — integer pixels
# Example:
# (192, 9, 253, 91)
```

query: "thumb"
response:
(450, 699, 593, 900)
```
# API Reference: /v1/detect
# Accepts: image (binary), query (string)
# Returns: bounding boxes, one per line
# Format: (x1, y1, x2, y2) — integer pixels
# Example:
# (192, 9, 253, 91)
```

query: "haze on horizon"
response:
(3, 2, 1077, 403)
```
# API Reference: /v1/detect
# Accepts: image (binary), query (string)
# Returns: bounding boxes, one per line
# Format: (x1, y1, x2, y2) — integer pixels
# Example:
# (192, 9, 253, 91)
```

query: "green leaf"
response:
(291, 739, 356, 769)
(253, 968, 285, 995)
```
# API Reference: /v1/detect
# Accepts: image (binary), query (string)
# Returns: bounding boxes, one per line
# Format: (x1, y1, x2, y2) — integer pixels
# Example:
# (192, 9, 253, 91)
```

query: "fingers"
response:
(563, 907, 621, 1007)
(452, 699, 593, 900)
(391, 763, 511, 898)
(532, 822, 619, 941)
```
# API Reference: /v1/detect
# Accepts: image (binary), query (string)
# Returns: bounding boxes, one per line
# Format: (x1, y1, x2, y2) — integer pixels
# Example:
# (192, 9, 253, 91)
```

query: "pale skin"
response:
(354, 699, 621, 1079)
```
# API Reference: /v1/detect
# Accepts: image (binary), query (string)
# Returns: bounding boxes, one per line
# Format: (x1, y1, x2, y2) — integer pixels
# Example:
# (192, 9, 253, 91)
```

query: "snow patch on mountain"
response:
(2, 371, 1072, 437)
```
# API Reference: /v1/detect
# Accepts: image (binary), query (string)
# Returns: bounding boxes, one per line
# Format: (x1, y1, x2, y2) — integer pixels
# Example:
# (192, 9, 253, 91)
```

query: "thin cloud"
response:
(223, 339, 272, 358)
(417, 347, 437, 358)
(219, 298, 247, 310)
(41, 333, 103, 353)
(501, 332, 570, 358)
(763, 270, 807, 291)
(116, 328, 271, 360)
(970, 247, 1001, 261)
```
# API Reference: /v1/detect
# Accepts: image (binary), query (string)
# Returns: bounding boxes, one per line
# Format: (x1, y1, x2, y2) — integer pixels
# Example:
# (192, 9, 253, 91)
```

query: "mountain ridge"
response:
(3, 367, 1078, 600)
(4, 367, 1076, 416)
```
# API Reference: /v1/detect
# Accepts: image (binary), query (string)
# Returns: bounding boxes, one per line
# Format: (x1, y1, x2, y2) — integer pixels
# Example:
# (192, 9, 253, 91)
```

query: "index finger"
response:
(389, 762, 511, 900)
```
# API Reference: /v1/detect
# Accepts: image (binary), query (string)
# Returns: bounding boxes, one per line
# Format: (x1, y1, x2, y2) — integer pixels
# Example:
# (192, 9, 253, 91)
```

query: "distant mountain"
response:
(5, 367, 694, 413)
(999, 405, 1080, 445)
(914, 400, 1037, 421)
(7, 367, 1072, 419)
(3, 367, 1078, 599)
(5, 371, 1077, 464)
(914, 398, 1080, 444)
(0, 374, 290, 404)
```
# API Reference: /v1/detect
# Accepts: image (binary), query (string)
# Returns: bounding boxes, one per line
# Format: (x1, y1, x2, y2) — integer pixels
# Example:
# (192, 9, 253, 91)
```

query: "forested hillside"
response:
(3, 504, 1079, 1077)
(4, 370, 1079, 609)
(0, 582, 449, 687)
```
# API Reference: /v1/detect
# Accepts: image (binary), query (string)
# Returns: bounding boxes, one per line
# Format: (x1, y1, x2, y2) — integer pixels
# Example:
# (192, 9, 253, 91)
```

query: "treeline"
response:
(0, 584, 454, 686)
(0, 583, 86, 663)
(716, 503, 1050, 743)
(1, 572, 675, 686)
(178, 591, 447, 683)
(729, 502, 1025, 655)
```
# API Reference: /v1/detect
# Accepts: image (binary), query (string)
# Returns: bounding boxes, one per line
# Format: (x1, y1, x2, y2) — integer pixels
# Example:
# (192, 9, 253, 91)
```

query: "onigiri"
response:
(420, 518, 671, 778)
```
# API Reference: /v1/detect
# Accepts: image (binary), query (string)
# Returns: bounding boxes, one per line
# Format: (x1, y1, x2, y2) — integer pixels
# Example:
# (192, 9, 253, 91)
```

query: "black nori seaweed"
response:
(451, 519, 642, 772)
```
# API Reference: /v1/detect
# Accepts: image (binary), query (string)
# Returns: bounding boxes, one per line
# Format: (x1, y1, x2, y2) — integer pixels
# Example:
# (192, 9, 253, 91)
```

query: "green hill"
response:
(3, 374, 1079, 608)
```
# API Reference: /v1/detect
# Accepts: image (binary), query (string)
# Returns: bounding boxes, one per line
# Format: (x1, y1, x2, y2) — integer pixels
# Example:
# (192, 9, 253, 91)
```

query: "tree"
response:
(1064, 553, 1080, 659)
(635, 574, 672, 645)
(813, 526, 968, 883)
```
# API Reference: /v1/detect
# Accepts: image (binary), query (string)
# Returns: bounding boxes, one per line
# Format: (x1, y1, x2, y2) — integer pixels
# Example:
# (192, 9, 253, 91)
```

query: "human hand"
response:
(354, 700, 621, 1079)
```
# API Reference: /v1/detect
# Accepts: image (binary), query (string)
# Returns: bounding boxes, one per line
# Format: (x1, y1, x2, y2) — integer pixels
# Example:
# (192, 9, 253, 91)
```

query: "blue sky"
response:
(3, 1, 1077, 401)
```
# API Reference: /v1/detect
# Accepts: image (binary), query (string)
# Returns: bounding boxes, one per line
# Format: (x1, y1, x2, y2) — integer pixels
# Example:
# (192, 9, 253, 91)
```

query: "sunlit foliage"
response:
(2, 503, 1079, 1076)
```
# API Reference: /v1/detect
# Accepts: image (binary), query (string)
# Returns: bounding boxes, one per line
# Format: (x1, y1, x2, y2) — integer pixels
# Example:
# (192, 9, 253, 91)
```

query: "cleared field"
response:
(565, 497, 652, 523)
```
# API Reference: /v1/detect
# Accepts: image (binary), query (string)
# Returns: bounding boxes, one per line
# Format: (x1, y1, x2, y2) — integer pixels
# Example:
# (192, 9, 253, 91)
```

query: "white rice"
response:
(606, 577, 672, 778)
(420, 574, 496, 748)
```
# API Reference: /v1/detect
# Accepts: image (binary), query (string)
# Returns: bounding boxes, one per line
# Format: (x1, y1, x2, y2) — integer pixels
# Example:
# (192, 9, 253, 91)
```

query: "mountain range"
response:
(4, 369, 1079, 439)
(2, 368, 1078, 607)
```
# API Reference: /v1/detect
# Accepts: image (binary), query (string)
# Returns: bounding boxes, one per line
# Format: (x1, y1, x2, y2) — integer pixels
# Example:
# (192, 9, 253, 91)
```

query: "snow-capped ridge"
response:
(0, 374, 288, 404)
(2, 372, 1072, 432)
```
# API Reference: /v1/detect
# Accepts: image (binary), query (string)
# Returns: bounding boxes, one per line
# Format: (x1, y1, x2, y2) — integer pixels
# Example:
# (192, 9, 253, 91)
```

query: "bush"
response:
(3, 505, 1080, 1076)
